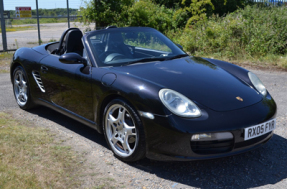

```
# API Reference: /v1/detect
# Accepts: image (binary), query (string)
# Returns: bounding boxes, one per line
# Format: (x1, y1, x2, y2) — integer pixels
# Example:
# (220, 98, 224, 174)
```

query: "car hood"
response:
(111, 57, 262, 112)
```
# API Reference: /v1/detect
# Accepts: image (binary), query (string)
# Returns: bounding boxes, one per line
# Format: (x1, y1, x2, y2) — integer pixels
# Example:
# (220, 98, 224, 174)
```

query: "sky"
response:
(4, 0, 87, 10)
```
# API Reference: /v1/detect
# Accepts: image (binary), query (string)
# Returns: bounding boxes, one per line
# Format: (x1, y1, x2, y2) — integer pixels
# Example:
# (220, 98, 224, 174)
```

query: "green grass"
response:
(0, 112, 83, 188)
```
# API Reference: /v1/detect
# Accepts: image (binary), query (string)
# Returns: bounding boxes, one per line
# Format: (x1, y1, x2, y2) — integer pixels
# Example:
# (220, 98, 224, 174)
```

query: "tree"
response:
(153, 0, 253, 16)
(183, 0, 214, 27)
(80, 0, 134, 28)
(124, 0, 174, 32)
(209, 0, 254, 16)
(152, 0, 183, 9)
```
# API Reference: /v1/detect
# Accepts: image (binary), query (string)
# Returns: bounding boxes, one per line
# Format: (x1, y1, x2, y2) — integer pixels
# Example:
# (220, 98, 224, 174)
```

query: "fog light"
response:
(191, 132, 233, 141)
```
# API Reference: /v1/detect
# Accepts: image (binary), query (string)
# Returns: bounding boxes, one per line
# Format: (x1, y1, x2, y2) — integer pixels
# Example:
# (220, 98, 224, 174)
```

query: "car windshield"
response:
(87, 27, 187, 67)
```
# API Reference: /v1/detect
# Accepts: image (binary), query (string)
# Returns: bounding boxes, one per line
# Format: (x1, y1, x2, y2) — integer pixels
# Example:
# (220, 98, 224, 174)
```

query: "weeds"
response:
(49, 39, 57, 42)
(14, 39, 18, 49)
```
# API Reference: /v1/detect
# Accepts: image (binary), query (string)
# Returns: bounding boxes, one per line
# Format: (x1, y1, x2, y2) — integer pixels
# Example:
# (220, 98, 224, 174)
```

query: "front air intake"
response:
(190, 139, 234, 155)
(32, 71, 45, 92)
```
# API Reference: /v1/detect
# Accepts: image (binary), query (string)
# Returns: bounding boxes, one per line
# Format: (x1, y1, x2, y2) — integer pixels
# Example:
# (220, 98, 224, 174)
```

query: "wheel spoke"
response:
(17, 93, 23, 101)
(117, 107, 125, 122)
(19, 73, 24, 84)
(108, 113, 117, 123)
(124, 125, 136, 137)
(106, 120, 114, 138)
(122, 137, 132, 153)
(107, 116, 113, 126)
(22, 80, 27, 90)
(111, 134, 119, 145)
(14, 79, 20, 86)
(23, 93, 28, 101)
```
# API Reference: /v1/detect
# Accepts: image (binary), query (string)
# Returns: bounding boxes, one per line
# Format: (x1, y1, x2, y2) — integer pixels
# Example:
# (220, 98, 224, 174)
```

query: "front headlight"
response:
(159, 89, 201, 118)
(248, 72, 267, 96)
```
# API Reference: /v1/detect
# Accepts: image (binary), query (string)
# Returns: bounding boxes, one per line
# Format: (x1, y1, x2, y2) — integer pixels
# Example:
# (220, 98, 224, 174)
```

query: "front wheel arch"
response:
(102, 98, 146, 161)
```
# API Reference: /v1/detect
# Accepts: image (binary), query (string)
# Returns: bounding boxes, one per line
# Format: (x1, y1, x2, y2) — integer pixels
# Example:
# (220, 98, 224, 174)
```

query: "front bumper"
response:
(142, 94, 277, 161)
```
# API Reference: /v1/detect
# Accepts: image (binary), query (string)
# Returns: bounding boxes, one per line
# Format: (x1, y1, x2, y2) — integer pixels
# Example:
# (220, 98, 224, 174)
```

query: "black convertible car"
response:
(11, 26, 276, 162)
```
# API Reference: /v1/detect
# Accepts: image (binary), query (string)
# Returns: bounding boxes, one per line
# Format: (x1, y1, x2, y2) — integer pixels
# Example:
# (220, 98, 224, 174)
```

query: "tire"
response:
(12, 66, 34, 110)
(103, 98, 146, 162)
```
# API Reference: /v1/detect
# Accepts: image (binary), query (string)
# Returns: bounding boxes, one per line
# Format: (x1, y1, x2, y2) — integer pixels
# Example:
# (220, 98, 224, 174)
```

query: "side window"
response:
(90, 34, 105, 42)
(90, 34, 106, 56)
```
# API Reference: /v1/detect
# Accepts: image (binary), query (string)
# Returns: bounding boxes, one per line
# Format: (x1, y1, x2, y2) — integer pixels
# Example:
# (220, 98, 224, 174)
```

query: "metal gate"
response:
(0, 0, 83, 52)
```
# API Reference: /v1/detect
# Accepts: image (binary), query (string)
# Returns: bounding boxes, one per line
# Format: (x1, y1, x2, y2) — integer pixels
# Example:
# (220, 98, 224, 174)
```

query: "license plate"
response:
(244, 118, 276, 141)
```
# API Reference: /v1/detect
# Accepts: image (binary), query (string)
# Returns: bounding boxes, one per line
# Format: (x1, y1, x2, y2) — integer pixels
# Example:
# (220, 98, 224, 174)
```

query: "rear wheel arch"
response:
(11, 62, 35, 98)
(12, 65, 35, 109)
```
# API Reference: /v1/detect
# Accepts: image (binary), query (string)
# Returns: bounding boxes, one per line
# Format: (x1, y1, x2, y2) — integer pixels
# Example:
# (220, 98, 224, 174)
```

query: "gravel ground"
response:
(1, 68, 287, 189)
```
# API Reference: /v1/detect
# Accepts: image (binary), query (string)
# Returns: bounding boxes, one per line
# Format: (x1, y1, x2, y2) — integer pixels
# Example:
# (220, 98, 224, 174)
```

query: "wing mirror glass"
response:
(59, 53, 87, 66)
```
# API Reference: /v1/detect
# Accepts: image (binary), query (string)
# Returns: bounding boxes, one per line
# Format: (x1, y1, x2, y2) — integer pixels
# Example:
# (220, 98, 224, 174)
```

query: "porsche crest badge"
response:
(236, 96, 243, 101)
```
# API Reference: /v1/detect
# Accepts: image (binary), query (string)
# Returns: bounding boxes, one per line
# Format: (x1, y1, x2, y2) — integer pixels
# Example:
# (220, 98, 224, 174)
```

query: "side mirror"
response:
(59, 53, 87, 66)
(177, 44, 183, 50)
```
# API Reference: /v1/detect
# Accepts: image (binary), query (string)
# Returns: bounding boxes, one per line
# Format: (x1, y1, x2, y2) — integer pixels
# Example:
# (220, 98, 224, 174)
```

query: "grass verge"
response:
(0, 53, 13, 73)
(0, 112, 82, 188)
(11, 18, 69, 25)
(0, 26, 35, 33)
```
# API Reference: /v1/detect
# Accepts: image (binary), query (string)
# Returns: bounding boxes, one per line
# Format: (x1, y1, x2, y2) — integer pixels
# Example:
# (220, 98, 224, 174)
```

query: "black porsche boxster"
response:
(10, 26, 276, 162)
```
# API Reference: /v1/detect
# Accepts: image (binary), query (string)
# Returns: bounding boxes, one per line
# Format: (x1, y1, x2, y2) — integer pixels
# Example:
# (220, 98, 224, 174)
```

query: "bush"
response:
(169, 5, 287, 59)
(119, 0, 174, 33)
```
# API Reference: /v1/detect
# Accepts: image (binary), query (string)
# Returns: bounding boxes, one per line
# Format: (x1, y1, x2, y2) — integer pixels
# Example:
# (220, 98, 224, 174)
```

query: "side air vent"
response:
(32, 71, 45, 93)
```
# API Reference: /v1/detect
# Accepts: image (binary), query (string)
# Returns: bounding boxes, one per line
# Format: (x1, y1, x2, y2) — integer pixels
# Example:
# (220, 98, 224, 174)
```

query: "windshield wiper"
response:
(122, 54, 189, 66)
(165, 54, 189, 60)
(123, 57, 167, 66)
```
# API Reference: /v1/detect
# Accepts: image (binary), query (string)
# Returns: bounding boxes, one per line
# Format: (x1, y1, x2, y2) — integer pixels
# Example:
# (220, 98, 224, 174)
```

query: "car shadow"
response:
(130, 134, 287, 188)
(28, 106, 287, 188)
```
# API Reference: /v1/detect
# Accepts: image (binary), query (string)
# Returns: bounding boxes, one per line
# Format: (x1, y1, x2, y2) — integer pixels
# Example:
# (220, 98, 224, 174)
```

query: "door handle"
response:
(41, 66, 48, 73)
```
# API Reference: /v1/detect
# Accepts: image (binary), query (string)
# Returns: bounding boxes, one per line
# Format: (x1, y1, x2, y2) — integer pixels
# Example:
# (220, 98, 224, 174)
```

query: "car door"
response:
(39, 54, 94, 121)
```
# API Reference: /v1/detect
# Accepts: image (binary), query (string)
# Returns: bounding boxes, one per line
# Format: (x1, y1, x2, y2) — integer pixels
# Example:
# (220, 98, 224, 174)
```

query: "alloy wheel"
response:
(105, 104, 138, 157)
(14, 69, 28, 107)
